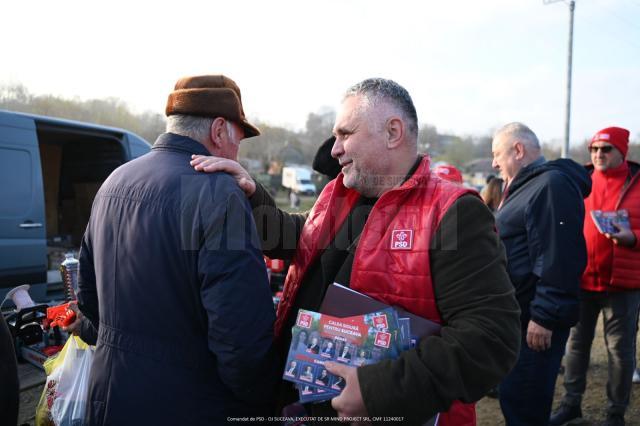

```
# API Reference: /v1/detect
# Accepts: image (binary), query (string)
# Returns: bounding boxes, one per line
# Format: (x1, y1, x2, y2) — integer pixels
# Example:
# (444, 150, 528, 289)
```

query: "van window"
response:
(128, 134, 152, 159)
(0, 147, 32, 216)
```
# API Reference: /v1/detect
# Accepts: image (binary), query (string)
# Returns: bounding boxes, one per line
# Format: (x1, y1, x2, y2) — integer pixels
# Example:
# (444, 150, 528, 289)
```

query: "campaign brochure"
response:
(297, 316, 411, 403)
(320, 283, 441, 342)
(296, 382, 339, 403)
(283, 308, 402, 402)
(590, 209, 630, 235)
(398, 317, 412, 350)
(291, 284, 440, 423)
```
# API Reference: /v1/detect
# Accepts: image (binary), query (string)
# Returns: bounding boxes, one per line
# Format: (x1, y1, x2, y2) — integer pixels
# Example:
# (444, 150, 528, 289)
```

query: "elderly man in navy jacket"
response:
(492, 122, 591, 426)
(76, 75, 277, 425)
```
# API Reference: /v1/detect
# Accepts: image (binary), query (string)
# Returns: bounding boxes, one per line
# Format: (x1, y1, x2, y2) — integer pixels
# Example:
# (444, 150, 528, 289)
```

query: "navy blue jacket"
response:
(496, 158, 591, 331)
(78, 133, 277, 425)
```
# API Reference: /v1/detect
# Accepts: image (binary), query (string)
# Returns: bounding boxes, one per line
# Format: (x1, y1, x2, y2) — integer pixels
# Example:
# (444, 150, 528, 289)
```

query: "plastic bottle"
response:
(60, 253, 79, 301)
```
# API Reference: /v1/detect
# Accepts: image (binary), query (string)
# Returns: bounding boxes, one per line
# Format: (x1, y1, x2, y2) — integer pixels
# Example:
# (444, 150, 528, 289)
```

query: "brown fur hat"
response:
(166, 75, 260, 138)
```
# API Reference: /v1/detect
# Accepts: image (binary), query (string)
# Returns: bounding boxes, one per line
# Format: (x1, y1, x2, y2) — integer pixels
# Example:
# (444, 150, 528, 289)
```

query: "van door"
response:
(0, 114, 46, 288)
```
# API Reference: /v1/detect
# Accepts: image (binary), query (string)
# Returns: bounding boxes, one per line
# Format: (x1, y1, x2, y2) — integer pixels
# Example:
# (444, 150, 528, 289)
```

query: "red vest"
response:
(275, 157, 477, 426)
(582, 163, 640, 291)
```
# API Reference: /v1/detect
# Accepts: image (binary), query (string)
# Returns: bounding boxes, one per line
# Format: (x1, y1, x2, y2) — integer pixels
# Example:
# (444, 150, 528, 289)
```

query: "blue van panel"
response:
(0, 114, 47, 289)
(0, 109, 152, 299)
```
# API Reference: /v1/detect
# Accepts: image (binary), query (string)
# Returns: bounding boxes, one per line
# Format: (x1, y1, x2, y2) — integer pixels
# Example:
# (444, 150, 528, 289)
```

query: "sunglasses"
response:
(589, 145, 614, 154)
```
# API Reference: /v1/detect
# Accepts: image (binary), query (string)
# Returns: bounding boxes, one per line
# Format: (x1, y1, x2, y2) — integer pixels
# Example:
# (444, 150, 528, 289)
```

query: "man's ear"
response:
(514, 141, 526, 160)
(386, 117, 404, 149)
(209, 117, 227, 150)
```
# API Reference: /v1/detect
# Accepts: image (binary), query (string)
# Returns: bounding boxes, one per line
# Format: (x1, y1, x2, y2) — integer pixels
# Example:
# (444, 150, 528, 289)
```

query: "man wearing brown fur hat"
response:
(76, 75, 278, 425)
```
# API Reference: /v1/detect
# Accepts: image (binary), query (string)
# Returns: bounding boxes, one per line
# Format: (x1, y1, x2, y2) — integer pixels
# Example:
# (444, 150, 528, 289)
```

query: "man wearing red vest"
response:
(550, 127, 640, 426)
(192, 78, 521, 425)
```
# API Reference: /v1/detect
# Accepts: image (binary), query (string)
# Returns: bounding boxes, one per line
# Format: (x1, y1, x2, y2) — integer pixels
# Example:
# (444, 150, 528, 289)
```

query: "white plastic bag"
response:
(36, 336, 94, 426)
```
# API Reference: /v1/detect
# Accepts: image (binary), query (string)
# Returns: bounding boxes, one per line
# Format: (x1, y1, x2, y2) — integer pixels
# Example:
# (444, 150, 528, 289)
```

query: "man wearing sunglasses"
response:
(551, 127, 640, 426)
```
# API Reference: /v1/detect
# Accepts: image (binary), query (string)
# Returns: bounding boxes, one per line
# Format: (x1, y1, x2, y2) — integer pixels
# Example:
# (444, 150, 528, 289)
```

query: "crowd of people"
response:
(189, 76, 639, 425)
(1, 74, 638, 426)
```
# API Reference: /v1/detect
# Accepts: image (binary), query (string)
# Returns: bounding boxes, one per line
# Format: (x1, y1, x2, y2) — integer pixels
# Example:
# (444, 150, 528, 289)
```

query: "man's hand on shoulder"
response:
(190, 155, 256, 196)
(526, 320, 552, 352)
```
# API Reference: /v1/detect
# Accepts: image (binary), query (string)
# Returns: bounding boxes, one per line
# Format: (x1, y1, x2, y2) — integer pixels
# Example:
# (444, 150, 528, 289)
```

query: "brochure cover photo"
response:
(590, 209, 630, 235)
(283, 308, 402, 402)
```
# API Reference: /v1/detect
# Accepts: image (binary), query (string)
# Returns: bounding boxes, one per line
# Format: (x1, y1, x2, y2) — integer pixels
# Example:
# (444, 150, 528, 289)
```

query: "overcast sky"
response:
(2, 0, 639, 145)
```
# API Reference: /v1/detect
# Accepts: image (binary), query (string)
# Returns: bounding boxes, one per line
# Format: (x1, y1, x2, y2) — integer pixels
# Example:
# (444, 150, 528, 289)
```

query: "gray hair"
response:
(494, 122, 540, 150)
(166, 114, 213, 144)
(344, 78, 418, 138)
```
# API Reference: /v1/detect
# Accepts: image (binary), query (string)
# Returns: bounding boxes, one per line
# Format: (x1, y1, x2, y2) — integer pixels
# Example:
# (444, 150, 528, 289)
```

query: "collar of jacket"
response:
(586, 160, 640, 177)
(388, 155, 430, 193)
(152, 132, 211, 157)
(507, 156, 546, 192)
(506, 156, 592, 204)
(592, 160, 629, 180)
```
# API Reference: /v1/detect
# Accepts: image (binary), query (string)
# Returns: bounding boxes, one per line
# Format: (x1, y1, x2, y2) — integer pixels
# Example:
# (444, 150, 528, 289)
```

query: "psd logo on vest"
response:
(390, 229, 413, 250)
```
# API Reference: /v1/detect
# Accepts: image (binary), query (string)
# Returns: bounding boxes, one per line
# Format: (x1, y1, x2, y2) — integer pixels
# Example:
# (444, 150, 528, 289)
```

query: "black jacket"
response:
(496, 157, 591, 330)
(0, 314, 18, 426)
(78, 133, 277, 425)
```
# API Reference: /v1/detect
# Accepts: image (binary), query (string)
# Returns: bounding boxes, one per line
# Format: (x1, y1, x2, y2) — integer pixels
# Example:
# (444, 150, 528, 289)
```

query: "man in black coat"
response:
(77, 75, 277, 425)
(492, 122, 591, 425)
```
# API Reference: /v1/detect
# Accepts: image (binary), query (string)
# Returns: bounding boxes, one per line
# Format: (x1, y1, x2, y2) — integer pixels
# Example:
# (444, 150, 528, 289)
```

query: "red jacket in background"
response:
(582, 161, 640, 291)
